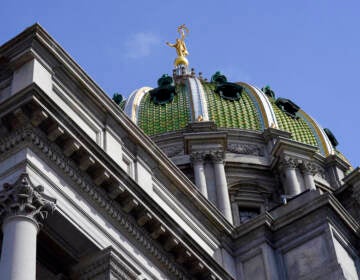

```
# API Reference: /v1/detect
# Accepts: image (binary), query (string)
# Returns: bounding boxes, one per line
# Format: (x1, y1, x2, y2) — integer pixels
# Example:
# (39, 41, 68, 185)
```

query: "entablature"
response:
(0, 84, 234, 279)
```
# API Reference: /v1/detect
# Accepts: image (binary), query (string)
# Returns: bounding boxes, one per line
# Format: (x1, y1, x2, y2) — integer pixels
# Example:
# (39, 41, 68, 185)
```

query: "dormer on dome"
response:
(149, 74, 176, 105)
(211, 72, 243, 101)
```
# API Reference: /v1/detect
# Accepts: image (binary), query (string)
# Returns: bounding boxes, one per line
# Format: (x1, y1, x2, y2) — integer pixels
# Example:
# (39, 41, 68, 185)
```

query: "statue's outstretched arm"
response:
(166, 42, 175, 47)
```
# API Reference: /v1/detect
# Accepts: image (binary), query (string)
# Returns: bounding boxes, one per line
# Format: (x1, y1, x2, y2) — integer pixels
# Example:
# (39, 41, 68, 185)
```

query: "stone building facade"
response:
(0, 24, 359, 280)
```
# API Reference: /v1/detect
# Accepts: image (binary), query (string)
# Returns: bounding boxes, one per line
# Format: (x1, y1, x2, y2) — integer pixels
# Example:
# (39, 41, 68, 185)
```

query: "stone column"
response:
(301, 161, 317, 191)
(0, 173, 56, 280)
(190, 152, 208, 198)
(280, 156, 301, 196)
(211, 151, 232, 223)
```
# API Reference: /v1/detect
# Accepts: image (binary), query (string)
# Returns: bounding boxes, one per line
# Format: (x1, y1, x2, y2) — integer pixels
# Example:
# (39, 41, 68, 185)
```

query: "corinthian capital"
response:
(0, 173, 56, 224)
(190, 151, 206, 163)
(209, 150, 225, 163)
(300, 160, 318, 175)
(279, 156, 299, 169)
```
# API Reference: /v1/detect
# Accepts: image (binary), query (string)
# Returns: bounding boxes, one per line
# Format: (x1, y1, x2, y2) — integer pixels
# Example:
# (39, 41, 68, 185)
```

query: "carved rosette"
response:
(209, 151, 225, 163)
(0, 173, 56, 225)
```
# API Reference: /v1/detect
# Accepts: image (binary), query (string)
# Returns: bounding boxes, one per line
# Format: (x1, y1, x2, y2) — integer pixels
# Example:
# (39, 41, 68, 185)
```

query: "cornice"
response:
(271, 136, 318, 158)
(1, 25, 233, 233)
(270, 191, 360, 234)
(325, 153, 352, 171)
(231, 191, 360, 243)
(344, 168, 360, 187)
(0, 123, 233, 279)
(0, 125, 191, 278)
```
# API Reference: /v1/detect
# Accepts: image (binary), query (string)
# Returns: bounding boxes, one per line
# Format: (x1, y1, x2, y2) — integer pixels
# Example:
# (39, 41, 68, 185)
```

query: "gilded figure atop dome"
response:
(166, 24, 189, 66)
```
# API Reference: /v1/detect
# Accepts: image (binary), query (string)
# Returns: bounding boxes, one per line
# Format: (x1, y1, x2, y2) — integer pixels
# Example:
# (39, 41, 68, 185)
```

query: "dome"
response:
(123, 71, 338, 158)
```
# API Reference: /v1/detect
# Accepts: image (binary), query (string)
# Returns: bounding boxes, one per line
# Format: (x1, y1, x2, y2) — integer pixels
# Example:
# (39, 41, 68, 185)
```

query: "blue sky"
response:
(1, 1, 359, 167)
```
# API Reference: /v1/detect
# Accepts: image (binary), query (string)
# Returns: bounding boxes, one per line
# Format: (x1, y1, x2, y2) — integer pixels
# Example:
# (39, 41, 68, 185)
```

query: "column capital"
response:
(299, 160, 318, 175)
(190, 151, 206, 164)
(279, 155, 299, 169)
(209, 150, 225, 163)
(0, 173, 56, 226)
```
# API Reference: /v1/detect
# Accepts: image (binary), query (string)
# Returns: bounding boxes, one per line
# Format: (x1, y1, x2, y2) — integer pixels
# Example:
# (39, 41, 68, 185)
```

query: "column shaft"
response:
(304, 172, 316, 190)
(285, 168, 301, 196)
(0, 216, 38, 280)
(213, 162, 232, 223)
(193, 161, 208, 198)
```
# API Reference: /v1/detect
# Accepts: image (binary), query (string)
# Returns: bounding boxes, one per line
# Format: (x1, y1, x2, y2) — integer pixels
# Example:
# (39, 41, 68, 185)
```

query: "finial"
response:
(166, 24, 189, 67)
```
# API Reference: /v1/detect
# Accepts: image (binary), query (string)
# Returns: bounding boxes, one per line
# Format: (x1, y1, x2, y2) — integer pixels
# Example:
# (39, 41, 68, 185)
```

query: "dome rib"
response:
(243, 83, 278, 129)
(124, 87, 152, 123)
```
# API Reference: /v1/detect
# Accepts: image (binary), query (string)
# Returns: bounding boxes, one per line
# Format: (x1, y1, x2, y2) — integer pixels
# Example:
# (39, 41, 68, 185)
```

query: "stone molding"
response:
(163, 145, 183, 157)
(0, 173, 56, 226)
(72, 247, 140, 280)
(343, 168, 360, 205)
(227, 143, 264, 156)
(0, 125, 205, 279)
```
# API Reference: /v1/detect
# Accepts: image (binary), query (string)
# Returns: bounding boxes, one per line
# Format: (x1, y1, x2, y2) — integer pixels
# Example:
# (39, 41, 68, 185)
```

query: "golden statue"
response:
(166, 24, 189, 66)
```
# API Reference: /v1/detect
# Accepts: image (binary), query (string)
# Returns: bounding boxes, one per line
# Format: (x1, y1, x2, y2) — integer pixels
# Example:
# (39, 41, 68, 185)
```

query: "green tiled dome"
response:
(202, 83, 261, 130)
(138, 84, 190, 136)
(270, 98, 318, 147)
(124, 75, 337, 157)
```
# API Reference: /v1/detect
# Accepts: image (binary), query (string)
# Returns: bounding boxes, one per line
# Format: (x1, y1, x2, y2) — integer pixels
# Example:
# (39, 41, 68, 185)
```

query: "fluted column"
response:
(211, 151, 232, 223)
(190, 152, 208, 198)
(0, 173, 56, 280)
(301, 161, 317, 191)
(280, 156, 301, 196)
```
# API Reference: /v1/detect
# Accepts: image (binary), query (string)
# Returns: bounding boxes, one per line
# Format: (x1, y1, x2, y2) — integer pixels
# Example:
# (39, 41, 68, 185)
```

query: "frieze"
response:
(227, 143, 264, 156)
